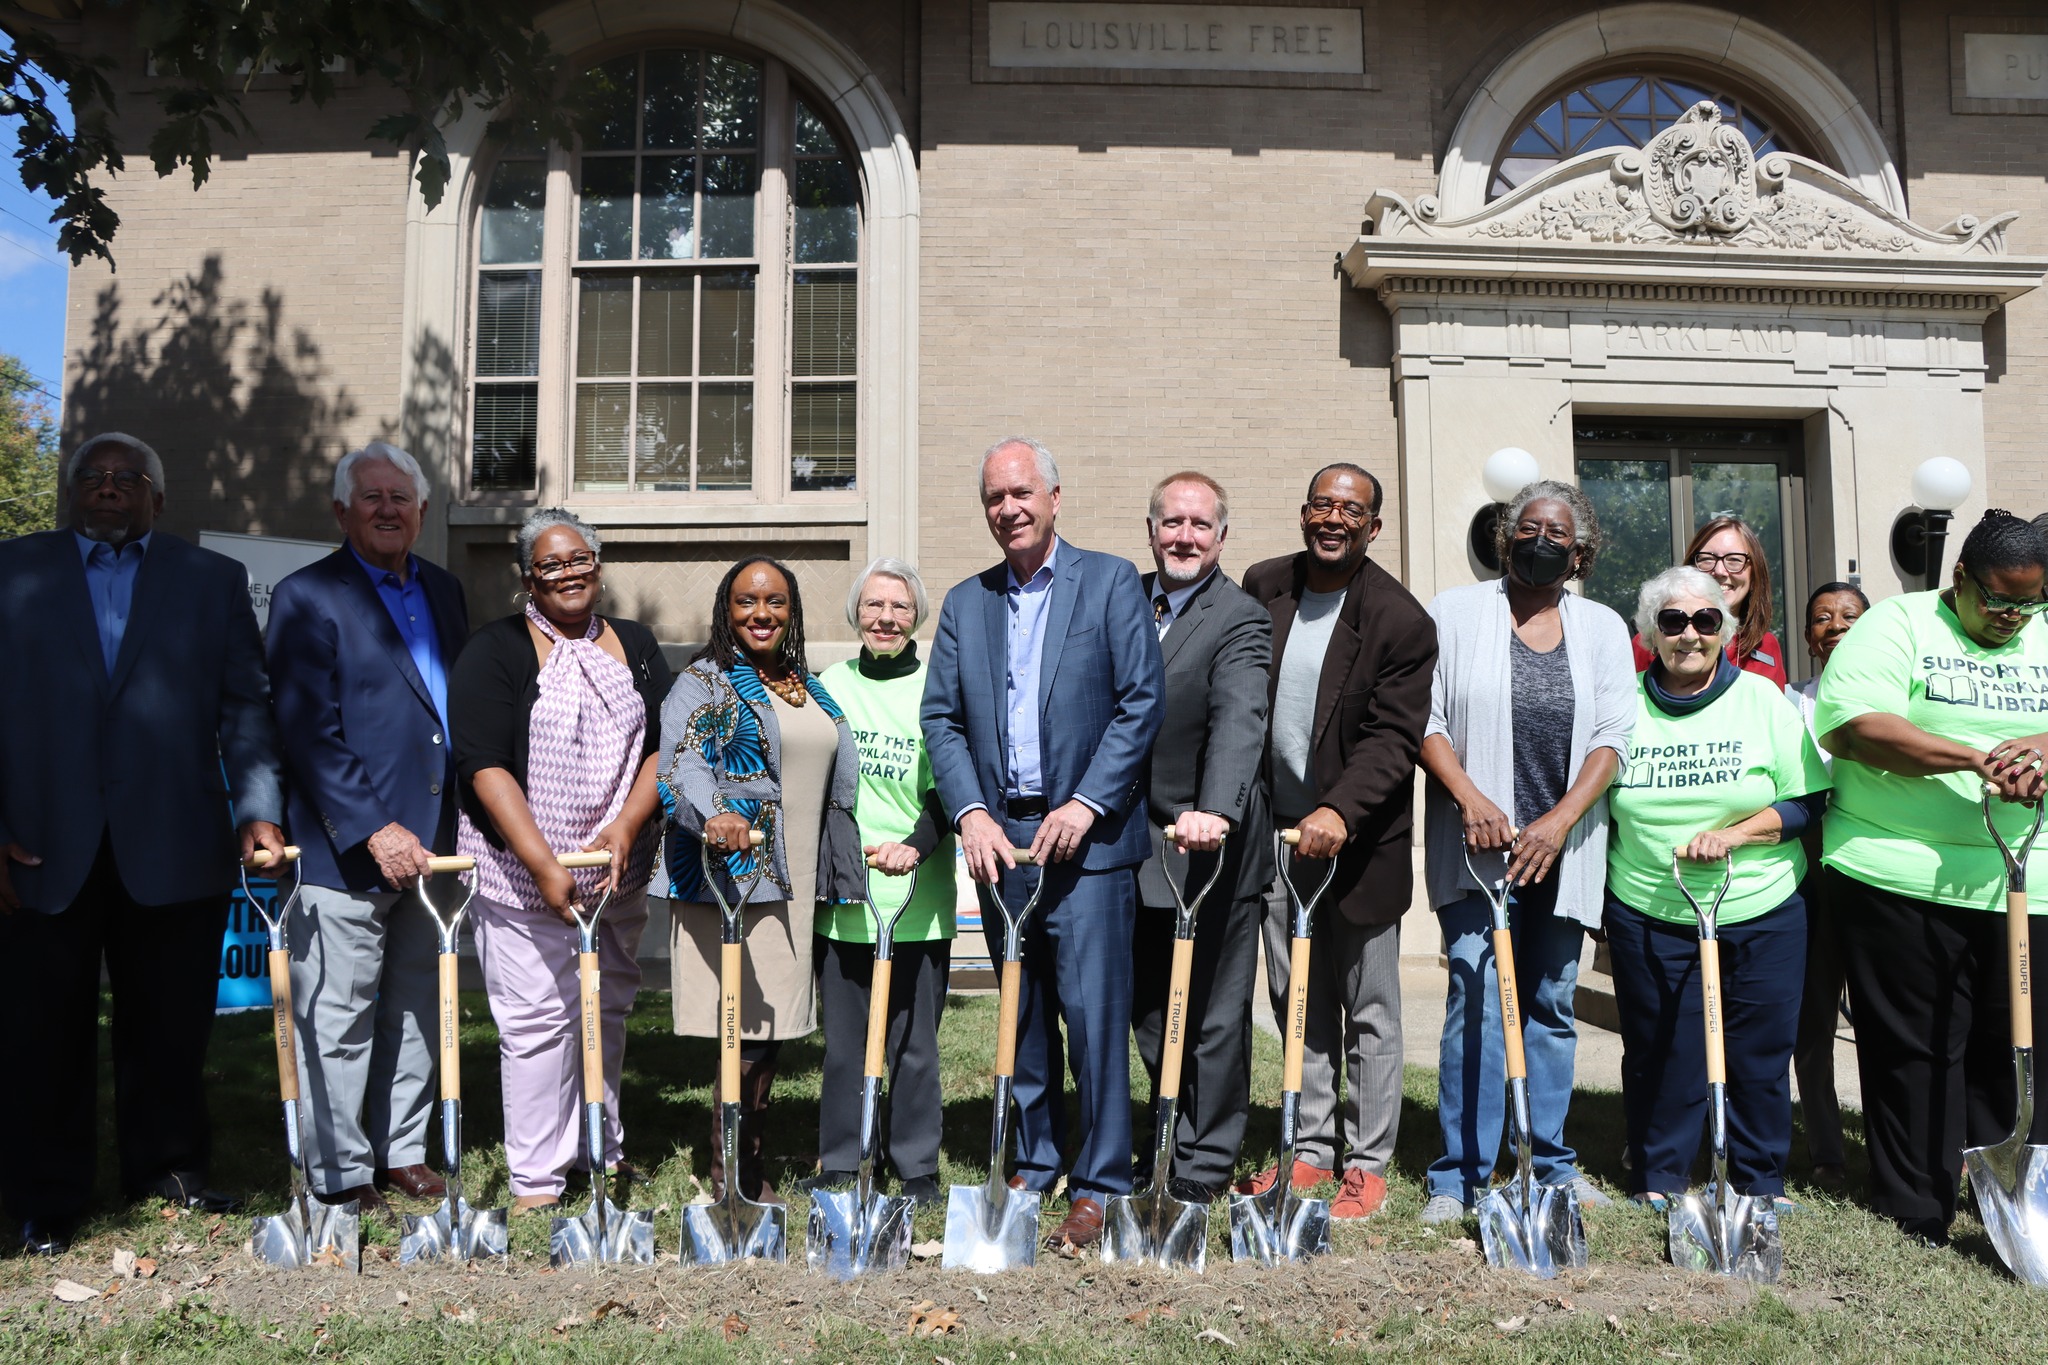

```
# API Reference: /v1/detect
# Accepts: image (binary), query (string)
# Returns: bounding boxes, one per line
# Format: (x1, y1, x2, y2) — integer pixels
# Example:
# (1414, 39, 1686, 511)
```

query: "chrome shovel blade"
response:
(806, 1189, 915, 1279)
(1668, 1183, 1781, 1284)
(681, 1193, 787, 1265)
(250, 1197, 360, 1270)
(1227, 1186, 1331, 1267)
(1965, 1048, 2048, 1286)
(551, 1196, 655, 1267)
(1477, 1182, 1586, 1280)
(400, 1196, 510, 1264)
(941, 1182, 1041, 1273)
(1102, 1184, 1210, 1272)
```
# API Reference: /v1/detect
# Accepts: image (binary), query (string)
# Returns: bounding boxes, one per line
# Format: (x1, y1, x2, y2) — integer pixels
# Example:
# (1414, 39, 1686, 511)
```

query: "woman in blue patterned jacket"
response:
(657, 556, 866, 1203)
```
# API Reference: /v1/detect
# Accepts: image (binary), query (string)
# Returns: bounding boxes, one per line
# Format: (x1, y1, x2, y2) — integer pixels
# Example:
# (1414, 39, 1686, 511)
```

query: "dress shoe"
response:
(1330, 1168, 1386, 1220)
(376, 1165, 448, 1200)
(21, 1218, 75, 1256)
(145, 1175, 242, 1215)
(317, 1184, 388, 1213)
(1007, 1174, 1030, 1191)
(1047, 1196, 1105, 1254)
(1166, 1177, 1217, 1204)
(1232, 1158, 1333, 1196)
(901, 1175, 941, 1205)
(800, 1169, 858, 1192)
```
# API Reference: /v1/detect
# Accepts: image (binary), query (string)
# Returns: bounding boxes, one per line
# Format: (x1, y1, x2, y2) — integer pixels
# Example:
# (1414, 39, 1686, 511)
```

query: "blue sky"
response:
(0, 47, 71, 420)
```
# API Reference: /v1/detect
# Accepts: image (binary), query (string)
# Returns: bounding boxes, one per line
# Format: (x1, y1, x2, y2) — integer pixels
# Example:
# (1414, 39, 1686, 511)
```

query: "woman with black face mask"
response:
(1412, 480, 1639, 1226)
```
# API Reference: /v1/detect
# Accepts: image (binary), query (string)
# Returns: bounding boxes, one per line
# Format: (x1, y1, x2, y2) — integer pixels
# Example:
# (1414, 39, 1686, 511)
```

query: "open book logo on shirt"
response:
(1925, 672, 1981, 707)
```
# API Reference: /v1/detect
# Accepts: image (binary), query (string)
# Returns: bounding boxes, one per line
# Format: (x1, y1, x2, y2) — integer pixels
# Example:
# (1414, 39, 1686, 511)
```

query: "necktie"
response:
(1154, 593, 1170, 638)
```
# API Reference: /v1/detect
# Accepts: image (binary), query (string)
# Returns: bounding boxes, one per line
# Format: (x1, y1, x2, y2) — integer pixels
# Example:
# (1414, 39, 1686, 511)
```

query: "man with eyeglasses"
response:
(265, 442, 471, 1217)
(0, 432, 286, 1255)
(1237, 463, 1437, 1220)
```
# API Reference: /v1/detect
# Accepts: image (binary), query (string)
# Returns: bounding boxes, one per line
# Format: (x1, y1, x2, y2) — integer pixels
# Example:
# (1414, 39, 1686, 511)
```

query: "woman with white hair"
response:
(1604, 566, 1830, 1213)
(802, 558, 956, 1203)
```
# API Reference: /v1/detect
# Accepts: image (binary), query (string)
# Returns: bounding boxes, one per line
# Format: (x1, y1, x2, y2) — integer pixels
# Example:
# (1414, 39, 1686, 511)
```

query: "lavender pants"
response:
(472, 888, 649, 1197)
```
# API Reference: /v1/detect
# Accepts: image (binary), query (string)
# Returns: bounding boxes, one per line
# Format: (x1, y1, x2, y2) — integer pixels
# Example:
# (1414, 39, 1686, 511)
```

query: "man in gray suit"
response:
(1130, 472, 1273, 1201)
(0, 433, 285, 1255)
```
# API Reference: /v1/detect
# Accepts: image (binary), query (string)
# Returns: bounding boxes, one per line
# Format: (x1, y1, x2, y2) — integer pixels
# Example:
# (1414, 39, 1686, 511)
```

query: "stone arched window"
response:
(1490, 72, 1800, 199)
(468, 44, 862, 500)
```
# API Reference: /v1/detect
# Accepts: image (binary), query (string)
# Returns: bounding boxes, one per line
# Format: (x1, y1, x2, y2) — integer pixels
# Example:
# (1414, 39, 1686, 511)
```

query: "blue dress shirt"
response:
(1004, 539, 1058, 799)
(75, 531, 152, 673)
(349, 543, 449, 735)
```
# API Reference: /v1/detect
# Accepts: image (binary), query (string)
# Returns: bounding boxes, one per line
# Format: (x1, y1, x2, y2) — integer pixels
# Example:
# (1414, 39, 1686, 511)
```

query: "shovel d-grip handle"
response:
(245, 846, 304, 869)
(426, 855, 478, 874)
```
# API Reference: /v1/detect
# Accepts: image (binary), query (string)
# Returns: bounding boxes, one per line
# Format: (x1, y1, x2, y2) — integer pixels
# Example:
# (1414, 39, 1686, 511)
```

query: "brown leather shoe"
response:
(317, 1184, 387, 1212)
(1047, 1196, 1104, 1255)
(377, 1165, 448, 1199)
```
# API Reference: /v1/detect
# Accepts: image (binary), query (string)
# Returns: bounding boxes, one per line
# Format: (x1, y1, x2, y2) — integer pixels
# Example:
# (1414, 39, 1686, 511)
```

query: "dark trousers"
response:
(814, 935, 951, 1180)
(0, 836, 229, 1226)
(1605, 891, 1805, 1198)
(1002, 815, 1136, 1201)
(1792, 856, 1848, 1170)
(1830, 867, 2048, 1238)
(1131, 892, 1260, 1193)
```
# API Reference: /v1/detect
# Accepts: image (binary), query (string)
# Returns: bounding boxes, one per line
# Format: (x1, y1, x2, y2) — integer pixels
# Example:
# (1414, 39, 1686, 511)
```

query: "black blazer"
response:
(266, 547, 470, 893)
(448, 612, 673, 849)
(1138, 569, 1275, 908)
(0, 529, 283, 911)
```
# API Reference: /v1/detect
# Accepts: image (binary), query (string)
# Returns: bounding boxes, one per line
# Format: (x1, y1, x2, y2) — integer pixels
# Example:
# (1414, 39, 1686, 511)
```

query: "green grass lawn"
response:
(3, 988, 2047, 1362)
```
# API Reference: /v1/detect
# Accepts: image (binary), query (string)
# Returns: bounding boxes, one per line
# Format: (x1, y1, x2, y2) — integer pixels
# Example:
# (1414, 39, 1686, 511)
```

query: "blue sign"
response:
(219, 879, 279, 1012)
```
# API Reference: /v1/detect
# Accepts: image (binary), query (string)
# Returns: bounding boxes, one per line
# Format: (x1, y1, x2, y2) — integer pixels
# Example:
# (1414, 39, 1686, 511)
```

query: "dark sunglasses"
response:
(1656, 608, 1725, 637)
(1967, 569, 2048, 617)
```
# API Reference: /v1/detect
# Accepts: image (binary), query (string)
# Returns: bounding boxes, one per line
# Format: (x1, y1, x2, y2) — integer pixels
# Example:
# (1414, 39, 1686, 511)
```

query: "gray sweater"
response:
(1422, 578, 1637, 928)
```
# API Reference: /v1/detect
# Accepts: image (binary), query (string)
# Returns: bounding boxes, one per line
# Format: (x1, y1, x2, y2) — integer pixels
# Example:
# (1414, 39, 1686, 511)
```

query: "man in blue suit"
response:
(0, 432, 286, 1255)
(266, 442, 470, 1214)
(923, 436, 1164, 1252)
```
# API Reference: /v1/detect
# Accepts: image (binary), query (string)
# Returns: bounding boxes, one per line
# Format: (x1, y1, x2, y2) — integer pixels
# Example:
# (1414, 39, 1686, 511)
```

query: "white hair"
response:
(516, 507, 602, 575)
(1634, 566, 1734, 648)
(334, 441, 430, 505)
(979, 436, 1060, 499)
(845, 556, 931, 632)
(65, 432, 165, 490)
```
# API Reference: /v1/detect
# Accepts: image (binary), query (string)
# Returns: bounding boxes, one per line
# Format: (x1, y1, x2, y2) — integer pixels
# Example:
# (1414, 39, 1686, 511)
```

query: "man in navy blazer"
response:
(0, 432, 286, 1255)
(923, 437, 1164, 1252)
(266, 442, 470, 1213)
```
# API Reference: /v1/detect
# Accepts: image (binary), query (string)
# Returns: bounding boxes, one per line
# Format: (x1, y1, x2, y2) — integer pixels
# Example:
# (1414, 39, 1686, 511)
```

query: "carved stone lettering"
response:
(988, 3, 1365, 74)
(1600, 317, 1798, 356)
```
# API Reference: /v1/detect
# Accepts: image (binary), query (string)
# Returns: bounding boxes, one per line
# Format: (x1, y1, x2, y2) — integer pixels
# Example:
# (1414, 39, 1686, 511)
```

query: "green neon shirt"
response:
(1815, 590, 2048, 912)
(1607, 669, 1831, 925)
(814, 656, 957, 943)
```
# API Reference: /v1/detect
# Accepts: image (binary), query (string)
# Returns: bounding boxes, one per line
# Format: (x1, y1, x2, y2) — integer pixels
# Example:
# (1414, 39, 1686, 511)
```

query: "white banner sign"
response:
(200, 530, 335, 630)
(989, 4, 1365, 75)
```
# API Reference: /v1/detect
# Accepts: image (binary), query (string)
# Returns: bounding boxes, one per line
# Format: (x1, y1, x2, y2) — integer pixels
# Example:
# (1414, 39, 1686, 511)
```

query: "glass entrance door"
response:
(1574, 419, 1808, 677)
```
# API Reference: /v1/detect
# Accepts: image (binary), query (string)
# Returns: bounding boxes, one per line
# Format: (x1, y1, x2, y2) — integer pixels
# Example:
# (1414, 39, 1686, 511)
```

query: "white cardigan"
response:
(1421, 577, 1638, 927)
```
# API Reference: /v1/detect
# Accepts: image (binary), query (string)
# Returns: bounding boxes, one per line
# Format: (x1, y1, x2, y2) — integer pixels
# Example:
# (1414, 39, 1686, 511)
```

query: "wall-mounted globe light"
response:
(1891, 456, 1972, 590)
(1469, 447, 1543, 571)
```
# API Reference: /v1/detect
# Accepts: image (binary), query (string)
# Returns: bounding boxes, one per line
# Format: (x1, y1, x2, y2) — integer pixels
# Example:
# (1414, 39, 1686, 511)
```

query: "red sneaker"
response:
(1331, 1167, 1386, 1220)
(1232, 1158, 1333, 1196)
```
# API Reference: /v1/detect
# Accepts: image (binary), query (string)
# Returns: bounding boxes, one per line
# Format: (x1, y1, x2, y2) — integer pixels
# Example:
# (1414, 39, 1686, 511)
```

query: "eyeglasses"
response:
(858, 599, 916, 619)
(1656, 608, 1726, 637)
(531, 551, 599, 581)
(1691, 551, 1751, 573)
(73, 468, 153, 493)
(1966, 569, 2048, 617)
(1306, 496, 1372, 524)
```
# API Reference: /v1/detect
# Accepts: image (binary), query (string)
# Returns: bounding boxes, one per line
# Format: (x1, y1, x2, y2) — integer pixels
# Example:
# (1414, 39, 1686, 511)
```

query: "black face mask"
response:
(1509, 535, 1574, 588)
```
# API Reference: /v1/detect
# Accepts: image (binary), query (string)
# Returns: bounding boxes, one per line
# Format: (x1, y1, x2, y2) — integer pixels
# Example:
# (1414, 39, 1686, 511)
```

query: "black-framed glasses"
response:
(72, 468, 153, 493)
(1966, 569, 2048, 617)
(1306, 496, 1371, 524)
(531, 551, 599, 581)
(1656, 607, 1725, 637)
(1691, 550, 1751, 573)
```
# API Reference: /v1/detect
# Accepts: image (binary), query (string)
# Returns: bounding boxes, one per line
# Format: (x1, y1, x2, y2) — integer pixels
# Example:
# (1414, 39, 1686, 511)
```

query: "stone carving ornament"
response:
(1636, 101, 1756, 237)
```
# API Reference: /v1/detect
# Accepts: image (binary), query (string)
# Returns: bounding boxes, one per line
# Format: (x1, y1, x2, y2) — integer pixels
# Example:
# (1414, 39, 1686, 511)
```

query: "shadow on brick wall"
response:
(65, 254, 356, 544)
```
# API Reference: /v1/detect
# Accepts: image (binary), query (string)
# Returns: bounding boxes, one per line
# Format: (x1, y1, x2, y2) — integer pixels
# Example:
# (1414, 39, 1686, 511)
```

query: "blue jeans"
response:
(1427, 890, 1587, 1203)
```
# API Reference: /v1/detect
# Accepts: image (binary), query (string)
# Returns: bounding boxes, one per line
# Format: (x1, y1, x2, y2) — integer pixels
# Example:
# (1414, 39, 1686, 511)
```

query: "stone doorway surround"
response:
(1343, 101, 2047, 608)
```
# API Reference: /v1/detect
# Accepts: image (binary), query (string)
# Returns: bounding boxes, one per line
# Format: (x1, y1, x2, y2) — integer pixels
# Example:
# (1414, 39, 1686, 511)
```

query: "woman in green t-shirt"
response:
(1605, 567, 1831, 1211)
(1813, 510, 2048, 1245)
(806, 558, 956, 1204)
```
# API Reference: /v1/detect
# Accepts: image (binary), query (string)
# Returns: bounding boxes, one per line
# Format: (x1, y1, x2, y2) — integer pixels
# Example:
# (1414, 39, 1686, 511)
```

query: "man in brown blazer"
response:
(1237, 462, 1437, 1220)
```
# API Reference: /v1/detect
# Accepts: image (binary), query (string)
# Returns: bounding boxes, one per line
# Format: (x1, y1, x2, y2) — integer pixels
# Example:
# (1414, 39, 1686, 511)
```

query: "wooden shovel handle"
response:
(578, 950, 604, 1105)
(993, 959, 1022, 1078)
(559, 851, 615, 869)
(1700, 938, 1728, 1086)
(1158, 937, 1196, 1101)
(2012, 889, 2034, 1051)
(439, 953, 461, 1102)
(863, 955, 894, 1080)
(1283, 936, 1311, 1091)
(268, 948, 299, 1102)
(720, 940, 743, 1103)
(1493, 926, 1528, 1083)
(245, 846, 303, 869)
(1280, 829, 1302, 846)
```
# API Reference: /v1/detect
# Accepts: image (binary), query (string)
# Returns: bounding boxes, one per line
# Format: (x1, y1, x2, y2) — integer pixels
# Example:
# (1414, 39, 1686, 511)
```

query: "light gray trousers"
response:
(289, 884, 438, 1194)
(1259, 881, 1404, 1175)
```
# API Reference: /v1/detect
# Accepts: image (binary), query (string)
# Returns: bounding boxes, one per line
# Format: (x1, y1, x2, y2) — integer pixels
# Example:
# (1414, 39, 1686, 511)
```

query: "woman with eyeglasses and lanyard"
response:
(1604, 567, 1830, 1212)
(1815, 510, 2048, 1244)
(1631, 516, 1788, 686)
(450, 508, 674, 1215)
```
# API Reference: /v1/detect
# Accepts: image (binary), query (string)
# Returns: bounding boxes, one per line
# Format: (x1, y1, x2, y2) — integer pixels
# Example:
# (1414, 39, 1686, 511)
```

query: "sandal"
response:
(512, 1194, 562, 1216)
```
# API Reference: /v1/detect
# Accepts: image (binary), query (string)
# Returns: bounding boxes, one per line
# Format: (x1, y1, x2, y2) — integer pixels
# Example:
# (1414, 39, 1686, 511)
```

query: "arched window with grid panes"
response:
(468, 46, 860, 500)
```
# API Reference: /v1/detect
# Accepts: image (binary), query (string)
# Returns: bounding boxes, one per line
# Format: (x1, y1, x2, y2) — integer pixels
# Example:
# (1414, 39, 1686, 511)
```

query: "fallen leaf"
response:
(158, 1290, 174, 1309)
(52, 1280, 100, 1303)
(1195, 1328, 1237, 1348)
(1331, 1326, 1354, 1342)
(394, 1291, 410, 1307)
(158, 1206, 181, 1222)
(441, 1304, 477, 1325)
(592, 1300, 636, 1322)
(135, 1257, 158, 1279)
(111, 1249, 137, 1278)
(910, 1239, 944, 1259)
(1449, 1237, 1478, 1254)
(184, 1273, 219, 1290)
(907, 1305, 960, 1338)
(722, 1313, 749, 1342)
(1125, 1305, 1176, 1325)
(970, 1285, 988, 1305)
(1606, 1314, 1627, 1336)
(1493, 1316, 1528, 1332)
(205, 1218, 227, 1242)
(554, 1317, 581, 1334)
(934, 1357, 957, 1365)
(1547, 1296, 1575, 1312)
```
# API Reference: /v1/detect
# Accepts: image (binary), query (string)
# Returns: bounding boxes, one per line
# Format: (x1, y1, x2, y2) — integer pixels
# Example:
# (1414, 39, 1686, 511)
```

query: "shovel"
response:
(399, 855, 508, 1264)
(1230, 828, 1334, 1266)
(806, 856, 922, 1279)
(1103, 825, 1226, 1272)
(1465, 837, 1587, 1279)
(1966, 787, 2048, 1285)
(682, 829, 788, 1265)
(549, 850, 657, 1268)
(242, 846, 362, 1270)
(1667, 851, 1781, 1284)
(942, 847, 1046, 1273)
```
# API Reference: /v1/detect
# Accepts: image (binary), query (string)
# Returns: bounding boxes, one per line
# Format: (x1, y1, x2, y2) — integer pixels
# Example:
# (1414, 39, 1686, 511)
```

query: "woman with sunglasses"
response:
(1604, 567, 1830, 1212)
(1631, 516, 1787, 686)
(1814, 510, 2048, 1244)
(449, 508, 674, 1214)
